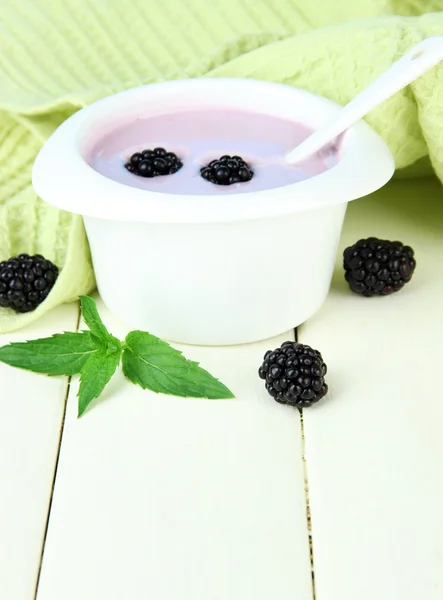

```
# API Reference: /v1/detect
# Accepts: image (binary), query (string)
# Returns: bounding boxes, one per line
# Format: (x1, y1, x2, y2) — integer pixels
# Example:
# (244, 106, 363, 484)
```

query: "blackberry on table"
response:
(125, 147, 183, 178)
(200, 155, 253, 186)
(343, 237, 416, 297)
(259, 342, 328, 408)
(0, 254, 59, 313)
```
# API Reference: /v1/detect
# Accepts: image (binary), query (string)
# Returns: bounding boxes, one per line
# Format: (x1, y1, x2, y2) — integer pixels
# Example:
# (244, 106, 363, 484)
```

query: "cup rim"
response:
(32, 78, 395, 224)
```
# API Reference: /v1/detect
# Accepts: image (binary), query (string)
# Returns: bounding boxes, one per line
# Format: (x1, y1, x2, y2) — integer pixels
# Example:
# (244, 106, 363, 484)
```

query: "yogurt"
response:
(89, 108, 338, 195)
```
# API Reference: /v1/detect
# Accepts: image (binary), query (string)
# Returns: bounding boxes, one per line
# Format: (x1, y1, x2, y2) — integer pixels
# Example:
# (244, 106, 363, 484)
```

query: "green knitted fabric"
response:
(1, 0, 442, 332)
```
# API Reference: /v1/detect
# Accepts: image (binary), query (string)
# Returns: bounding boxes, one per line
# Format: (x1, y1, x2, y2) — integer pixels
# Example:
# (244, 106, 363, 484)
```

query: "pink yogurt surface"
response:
(89, 109, 338, 195)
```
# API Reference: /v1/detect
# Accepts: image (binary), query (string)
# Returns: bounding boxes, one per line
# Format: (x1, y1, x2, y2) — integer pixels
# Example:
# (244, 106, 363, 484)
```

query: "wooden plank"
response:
(36, 300, 313, 600)
(300, 177, 443, 600)
(0, 303, 80, 600)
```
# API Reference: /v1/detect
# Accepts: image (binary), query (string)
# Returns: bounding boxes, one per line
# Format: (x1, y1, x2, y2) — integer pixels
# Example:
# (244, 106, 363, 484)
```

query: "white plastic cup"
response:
(32, 79, 394, 345)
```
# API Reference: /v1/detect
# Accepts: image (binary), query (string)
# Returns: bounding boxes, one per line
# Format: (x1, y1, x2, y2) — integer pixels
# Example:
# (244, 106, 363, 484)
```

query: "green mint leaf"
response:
(122, 330, 234, 399)
(0, 332, 99, 376)
(80, 296, 112, 342)
(78, 347, 121, 417)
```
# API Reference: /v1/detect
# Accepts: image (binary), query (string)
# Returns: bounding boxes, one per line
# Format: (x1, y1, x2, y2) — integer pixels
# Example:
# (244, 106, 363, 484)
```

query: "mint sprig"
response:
(0, 296, 234, 416)
(78, 347, 121, 417)
(123, 330, 234, 399)
(0, 332, 98, 376)
(80, 295, 113, 343)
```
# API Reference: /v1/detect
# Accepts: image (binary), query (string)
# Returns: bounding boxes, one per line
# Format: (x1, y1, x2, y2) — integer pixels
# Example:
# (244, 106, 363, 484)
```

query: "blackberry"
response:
(200, 155, 253, 186)
(0, 254, 59, 313)
(343, 237, 416, 297)
(125, 147, 183, 178)
(259, 342, 328, 408)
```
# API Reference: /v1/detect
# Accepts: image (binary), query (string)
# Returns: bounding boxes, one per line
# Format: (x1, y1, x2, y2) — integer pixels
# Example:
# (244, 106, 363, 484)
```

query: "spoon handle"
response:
(285, 37, 443, 164)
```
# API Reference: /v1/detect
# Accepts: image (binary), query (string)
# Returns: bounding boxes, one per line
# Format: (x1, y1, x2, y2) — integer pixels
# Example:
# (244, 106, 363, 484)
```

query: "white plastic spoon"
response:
(285, 36, 443, 164)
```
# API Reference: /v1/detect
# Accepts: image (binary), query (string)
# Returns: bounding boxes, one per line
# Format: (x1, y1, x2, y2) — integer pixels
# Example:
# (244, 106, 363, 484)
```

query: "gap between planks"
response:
(32, 302, 82, 600)
(300, 407, 317, 600)
(295, 327, 317, 600)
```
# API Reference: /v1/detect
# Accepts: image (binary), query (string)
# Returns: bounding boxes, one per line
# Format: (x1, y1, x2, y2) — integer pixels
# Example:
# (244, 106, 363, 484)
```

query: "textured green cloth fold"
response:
(1, 0, 442, 332)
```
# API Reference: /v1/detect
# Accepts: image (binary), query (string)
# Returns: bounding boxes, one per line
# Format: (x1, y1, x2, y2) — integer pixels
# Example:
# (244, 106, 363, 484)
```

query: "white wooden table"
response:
(1, 177, 442, 600)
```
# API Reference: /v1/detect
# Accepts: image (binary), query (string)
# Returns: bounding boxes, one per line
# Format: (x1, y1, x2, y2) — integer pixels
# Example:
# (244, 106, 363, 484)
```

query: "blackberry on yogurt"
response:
(125, 147, 183, 178)
(200, 155, 254, 186)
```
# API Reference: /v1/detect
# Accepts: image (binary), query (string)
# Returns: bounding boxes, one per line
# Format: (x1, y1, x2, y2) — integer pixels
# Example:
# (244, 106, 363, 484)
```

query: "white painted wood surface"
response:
(35, 303, 313, 600)
(0, 303, 79, 600)
(300, 177, 443, 600)
(1, 177, 443, 600)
